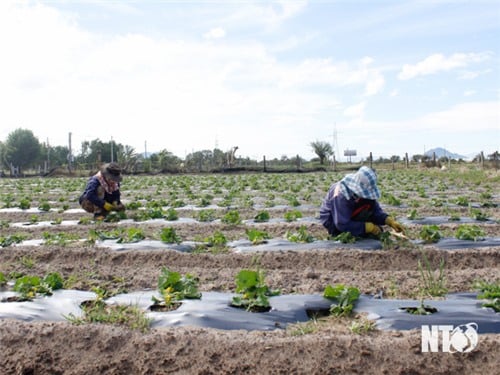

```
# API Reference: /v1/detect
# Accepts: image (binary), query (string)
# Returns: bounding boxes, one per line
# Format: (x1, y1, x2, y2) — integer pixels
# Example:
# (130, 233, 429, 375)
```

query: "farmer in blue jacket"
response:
(319, 166, 405, 237)
(79, 162, 126, 220)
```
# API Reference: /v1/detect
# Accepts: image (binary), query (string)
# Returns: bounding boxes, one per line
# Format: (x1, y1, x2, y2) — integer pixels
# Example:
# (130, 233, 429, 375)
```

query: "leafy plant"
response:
(473, 280, 499, 312)
(204, 230, 227, 247)
(283, 210, 302, 222)
(0, 234, 26, 247)
(246, 228, 271, 245)
(231, 269, 280, 312)
(38, 201, 51, 212)
(455, 224, 485, 241)
(221, 210, 242, 225)
(286, 225, 314, 243)
(419, 225, 442, 243)
(254, 211, 270, 223)
(42, 232, 80, 246)
(12, 272, 64, 301)
(117, 228, 145, 243)
(160, 227, 182, 244)
(197, 209, 216, 222)
(151, 267, 201, 309)
(323, 284, 361, 317)
(333, 232, 356, 244)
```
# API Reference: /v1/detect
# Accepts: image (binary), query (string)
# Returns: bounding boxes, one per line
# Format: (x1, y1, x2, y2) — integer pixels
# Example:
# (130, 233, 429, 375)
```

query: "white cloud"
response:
(464, 90, 476, 97)
(344, 102, 366, 118)
(203, 27, 226, 39)
(398, 52, 491, 80)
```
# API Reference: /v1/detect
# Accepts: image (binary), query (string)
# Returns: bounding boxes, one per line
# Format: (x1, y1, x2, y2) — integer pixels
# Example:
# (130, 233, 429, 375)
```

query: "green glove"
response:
(365, 222, 382, 236)
(385, 217, 405, 233)
(103, 202, 114, 211)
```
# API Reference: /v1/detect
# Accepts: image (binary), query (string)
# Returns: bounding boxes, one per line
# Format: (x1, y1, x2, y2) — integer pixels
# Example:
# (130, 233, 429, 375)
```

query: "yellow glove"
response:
(365, 222, 382, 236)
(385, 217, 405, 233)
(103, 202, 114, 211)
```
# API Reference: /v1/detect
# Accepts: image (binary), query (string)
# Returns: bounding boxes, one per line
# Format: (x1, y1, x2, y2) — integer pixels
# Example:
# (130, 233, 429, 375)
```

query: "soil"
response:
(0, 172, 499, 375)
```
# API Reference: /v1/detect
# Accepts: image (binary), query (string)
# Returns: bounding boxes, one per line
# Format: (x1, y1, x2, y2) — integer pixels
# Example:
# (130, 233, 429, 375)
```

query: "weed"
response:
(417, 252, 448, 298)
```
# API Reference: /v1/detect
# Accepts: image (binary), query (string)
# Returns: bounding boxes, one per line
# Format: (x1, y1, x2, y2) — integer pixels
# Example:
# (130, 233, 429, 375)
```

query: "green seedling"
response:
(254, 211, 270, 223)
(473, 280, 500, 312)
(0, 234, 26, 247)
(455, 224, 485, 241)
(283, 210, 302, 222)
(246, 228, 271, 245)
(419, 225, 442, 243)
(198, 209, 216, 222)
(231, 269, 280, 312)
(160, 227, 182, 244)
(221, 210, 242, 225)
(151, 267, 201, 309)
(323, 284, 361, 317)
(286, 225, 314, 243)
(332, 232, 356, 244)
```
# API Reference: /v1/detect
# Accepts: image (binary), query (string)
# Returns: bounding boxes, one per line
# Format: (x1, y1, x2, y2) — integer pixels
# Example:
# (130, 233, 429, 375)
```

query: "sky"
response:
(0, 0, 499, 161)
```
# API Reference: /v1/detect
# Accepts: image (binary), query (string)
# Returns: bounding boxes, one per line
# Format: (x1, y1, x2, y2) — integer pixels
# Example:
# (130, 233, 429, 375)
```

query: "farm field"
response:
(0, 166, 499, 374)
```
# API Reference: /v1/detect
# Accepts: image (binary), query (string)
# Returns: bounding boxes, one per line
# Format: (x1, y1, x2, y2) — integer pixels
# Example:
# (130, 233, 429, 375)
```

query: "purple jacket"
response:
(319, 182, 388, 236)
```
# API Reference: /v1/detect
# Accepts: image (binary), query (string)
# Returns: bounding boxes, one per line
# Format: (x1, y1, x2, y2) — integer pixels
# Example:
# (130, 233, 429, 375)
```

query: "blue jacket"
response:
(79, 176, 121, 209)
(319, 182, 388, 236)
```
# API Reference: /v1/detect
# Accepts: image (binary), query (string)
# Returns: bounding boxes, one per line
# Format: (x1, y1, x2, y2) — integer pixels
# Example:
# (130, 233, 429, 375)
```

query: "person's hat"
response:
(101, 162, 122, 182)
(341, 166, 380, 200)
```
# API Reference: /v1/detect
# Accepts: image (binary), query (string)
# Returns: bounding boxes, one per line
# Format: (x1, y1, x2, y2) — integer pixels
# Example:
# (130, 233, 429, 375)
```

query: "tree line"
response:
(0, 129, 497, 176)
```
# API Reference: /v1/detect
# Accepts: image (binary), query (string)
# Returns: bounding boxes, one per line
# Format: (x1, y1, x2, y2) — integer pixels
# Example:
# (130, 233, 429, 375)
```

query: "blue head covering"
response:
(338, 166, 380, 200)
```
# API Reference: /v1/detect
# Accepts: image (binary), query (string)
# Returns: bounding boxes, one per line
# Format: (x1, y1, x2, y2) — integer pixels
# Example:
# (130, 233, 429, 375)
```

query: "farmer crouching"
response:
(79, 162, 126, 221)
(319, 166, 405, 238)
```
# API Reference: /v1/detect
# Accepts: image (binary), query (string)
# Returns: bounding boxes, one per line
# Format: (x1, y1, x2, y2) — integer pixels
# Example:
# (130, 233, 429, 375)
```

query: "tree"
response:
(3, 128, 41, 173)
(310, 141, 333, 165)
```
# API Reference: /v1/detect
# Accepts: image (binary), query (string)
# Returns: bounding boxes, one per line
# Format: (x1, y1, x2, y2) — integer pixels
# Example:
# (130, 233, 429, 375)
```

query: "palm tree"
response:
(310, 141, 333, 165)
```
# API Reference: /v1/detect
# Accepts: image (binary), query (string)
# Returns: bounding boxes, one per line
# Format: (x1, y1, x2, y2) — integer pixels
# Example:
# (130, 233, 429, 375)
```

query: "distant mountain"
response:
(424, 147, 466, 160)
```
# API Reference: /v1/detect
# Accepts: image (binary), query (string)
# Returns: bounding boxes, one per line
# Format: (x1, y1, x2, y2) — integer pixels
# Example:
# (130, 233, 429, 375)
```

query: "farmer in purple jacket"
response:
(319, 166, 405, 237)
(79, 162, 126, 220)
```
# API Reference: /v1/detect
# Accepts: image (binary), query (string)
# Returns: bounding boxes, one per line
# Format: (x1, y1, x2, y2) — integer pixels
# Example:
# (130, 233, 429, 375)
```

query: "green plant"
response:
(253, 211, 270, 223)
(0, 234, 26, 247)
(221, 210, 242, 225)
(455, 224, 485, 241)
(469, 208, 488, 221)
(151, 267, 201, 309)
(401, 299, 438, 315)
(406, 209, 422, 220)
(12, 272, 64, 301)
(417, 252, 448, 297)
(0, 272, 6, 287)
(42, 232, 80, 246)
(332, 232, 356, 244)
(38, 201, 51, 212)
(323, 284, 360, 317)
(66, 286, 151, 332)
(204, 230, 227, 247)
(246, 228, 271, 245)
(19, 198, 31, 209)
(283, 210, 302, 222)
(231, 269, 280, 312)
(198, 209, 216, 222)
(19, 256, 35, 269)
(160, 227, 182, 244)
(165, 208, 179, 221)
(349, 318, 376, 334)
(455, 196, 469, 206)
(118, 228, 145, 243)
(286, 225, 314, 243)
(419, 225, 442, 243)
(473, 280, 499, 312)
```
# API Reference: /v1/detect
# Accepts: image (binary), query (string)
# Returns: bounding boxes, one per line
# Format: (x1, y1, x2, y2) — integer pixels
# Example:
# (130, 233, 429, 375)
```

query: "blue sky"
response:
(0, 0, 498, 161)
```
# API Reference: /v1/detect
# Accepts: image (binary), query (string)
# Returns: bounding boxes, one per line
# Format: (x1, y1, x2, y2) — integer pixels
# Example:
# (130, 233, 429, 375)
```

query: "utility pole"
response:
(111, 136, 114, 163)
(68, 132, 73, 174)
